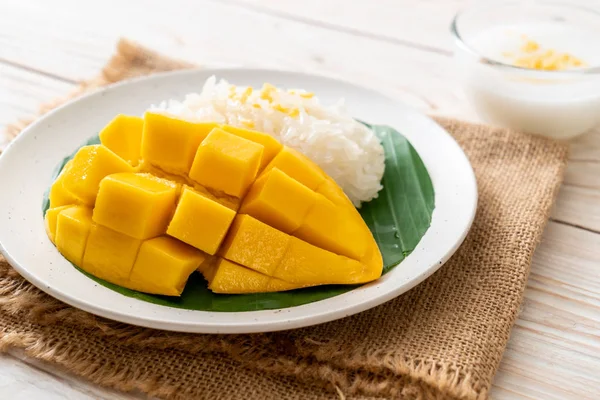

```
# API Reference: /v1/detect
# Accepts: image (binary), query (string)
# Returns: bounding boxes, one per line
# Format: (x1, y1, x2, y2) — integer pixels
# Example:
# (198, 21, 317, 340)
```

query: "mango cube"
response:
(93, 173, 178, 239)
(240, 168, 316, 233)
(99, 114, 144, 166)
(62, 145, 134, 205)
(295, 195, 367, 260)
(55, 206, 93, 266)
(274, 237, 366, 285)
(167, 187, 236, 255)
(142, 112, 217, 174)
(82, 224, 142, 285)
(49, 160, 79, 208)
(128, 236, 207, 296)
(207, 258, 307, 294)
(261, 147, 325, 190)
(221, 125, 282, 170)
(189, 128, 264, 197)
(220, 215, 289, 276)
(45, 205, 75, 243)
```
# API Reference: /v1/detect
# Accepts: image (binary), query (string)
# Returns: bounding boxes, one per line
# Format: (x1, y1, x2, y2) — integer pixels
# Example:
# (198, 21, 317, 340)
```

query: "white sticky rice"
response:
(150, 76, 385, 207)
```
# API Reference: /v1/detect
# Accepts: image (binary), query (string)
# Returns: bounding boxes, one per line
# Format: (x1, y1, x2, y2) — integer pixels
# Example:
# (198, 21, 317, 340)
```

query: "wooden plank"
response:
(0, 0, 471, 117)
(217, 0, 460, 51)
(0, 351, 137, 399)
(0, 63, 75, 147)
(493, 221, 600, 399)
(553, 184, 600, 233)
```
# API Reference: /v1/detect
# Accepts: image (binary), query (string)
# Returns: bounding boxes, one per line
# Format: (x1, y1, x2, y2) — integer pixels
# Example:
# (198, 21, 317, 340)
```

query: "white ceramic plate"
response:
(0, 69, 477, 333)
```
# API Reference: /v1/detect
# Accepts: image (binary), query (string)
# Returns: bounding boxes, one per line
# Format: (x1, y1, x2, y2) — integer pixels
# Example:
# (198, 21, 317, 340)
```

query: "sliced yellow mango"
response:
(274, 237, 367, 285)
(46, 118, 383, 296)
(316, 179, 350, 205)
(220, 125, 282, 170)
(295, 195, 367, 261)
(220, 215, 289, 276)
(49, 160, 80, 208)
(189, 128, 264, 197)
(142, 112, 218, 174)
(240, 168, 316, 233)
(167, 187, 236, 255)
(55, 206, 93, 266)
(61, 145, 135, 205)
(93, 173, 179, 239)
(261, 147, 325, 190)
(207, 258, 307, 294)
(99, 114, 144, 166)
(45, 205, 75, 243)
(82, 224, 142, 286)
(128, 236, 207, 296)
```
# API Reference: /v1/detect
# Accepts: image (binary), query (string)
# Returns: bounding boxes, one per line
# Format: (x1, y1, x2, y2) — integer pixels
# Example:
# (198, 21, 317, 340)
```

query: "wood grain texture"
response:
(1, 0, 599, 398)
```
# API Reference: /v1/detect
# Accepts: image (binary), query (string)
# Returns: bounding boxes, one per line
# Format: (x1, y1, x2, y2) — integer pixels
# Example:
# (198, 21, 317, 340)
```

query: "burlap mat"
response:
(0, 39, 569, 400)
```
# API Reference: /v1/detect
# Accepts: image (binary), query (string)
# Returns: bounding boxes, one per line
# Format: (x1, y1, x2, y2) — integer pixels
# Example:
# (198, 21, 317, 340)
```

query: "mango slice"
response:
(46, 205, 75, 244)
(46, 114, 383, 296)
(220, 215, 289, 276)
(82, 224, 142, 286)
(240, 168, 316, 233)
(295, 195, 367, 260)
(55, 206, 93, 266)
(142, 112, 217, 174)
(167, 187, 236, 255)
(129, 236, 207, 296)
(207, 258, 308, 294)
(99, 114, 144, 166)
(93, 173, 178, 239)
(262, 147, 325, 190)
(62, 145, 135, 205)
(220, 125, 282, 170)
(189, 128, 264, 197)
(49, 160, 79, 208)
(275, 237, 367, 285)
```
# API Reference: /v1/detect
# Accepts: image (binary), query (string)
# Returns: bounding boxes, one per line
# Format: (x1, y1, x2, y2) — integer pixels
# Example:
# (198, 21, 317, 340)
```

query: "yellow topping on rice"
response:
(239, 87, 253, 103)
(260, 83, 277, 102)
(273, 104, 300, 118)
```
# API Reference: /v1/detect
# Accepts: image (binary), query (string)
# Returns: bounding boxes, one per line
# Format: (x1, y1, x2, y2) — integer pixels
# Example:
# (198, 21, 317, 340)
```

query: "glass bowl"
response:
(451, 1, 600, 140)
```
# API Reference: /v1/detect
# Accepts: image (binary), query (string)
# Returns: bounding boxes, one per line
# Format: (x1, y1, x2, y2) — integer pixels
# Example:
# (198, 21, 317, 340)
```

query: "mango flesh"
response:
(240, 168, 317, 233)
(93, 173, 179, 239)
(142, 112, 218, 174)
(99, 114, 144, 166)
(46, 114, 383, 296)
(49, 160, 80, 208)
(55, 206, 93, 266)
(167, 187, 236, 255)
(61, 145, 135, 205)
(45, 205, 75, 242)
(129, 236, 207, 296)
(189, 128, 264, 197)
(220, 125, 282, 171)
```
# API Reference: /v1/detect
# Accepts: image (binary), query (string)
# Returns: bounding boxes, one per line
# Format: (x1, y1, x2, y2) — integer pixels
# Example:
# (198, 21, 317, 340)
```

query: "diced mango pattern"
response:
(45, 113, 383, 297)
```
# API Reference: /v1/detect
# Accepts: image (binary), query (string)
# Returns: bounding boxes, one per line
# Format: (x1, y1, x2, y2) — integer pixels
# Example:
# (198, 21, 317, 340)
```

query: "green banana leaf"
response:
(42, 123, 434, 312)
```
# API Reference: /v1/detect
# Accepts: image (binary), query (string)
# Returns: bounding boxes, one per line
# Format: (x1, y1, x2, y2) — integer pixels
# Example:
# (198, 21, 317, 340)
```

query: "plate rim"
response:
(0, 68, 477, 333)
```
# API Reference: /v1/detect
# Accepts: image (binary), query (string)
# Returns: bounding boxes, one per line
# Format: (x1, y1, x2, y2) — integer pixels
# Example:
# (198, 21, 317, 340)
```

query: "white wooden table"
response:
(1, 0, 599, 398)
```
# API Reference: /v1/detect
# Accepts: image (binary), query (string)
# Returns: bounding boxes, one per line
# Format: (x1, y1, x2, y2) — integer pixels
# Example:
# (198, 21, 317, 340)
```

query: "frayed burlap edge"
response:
(0, 260, 483, 400)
